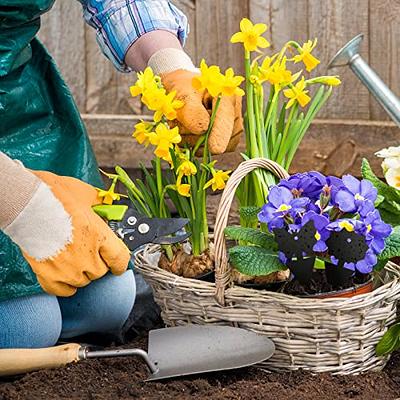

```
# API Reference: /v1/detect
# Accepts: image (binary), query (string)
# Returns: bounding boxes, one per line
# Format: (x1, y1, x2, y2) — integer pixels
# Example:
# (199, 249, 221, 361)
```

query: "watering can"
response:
(328, 33, 400, 126)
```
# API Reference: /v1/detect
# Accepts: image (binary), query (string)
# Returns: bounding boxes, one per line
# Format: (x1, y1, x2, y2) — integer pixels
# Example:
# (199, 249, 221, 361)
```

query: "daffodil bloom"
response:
(153, 90, 184, 122)
(176, 182, 191, 197)
(307, 76, 341, 86)
(148, 124, 181, 159)
(221, 68, 245, 96)
(177, 160, 197, 176)
(97, 180, 121, 205)
(192, 59, 223, 97)
(141, 87, 168, 112)
(230, 18, 270, 53)
(268, 57, 293, 89)
(204, 169, 231, 191)
(132, 121, 153, 146)
(130, 67, 159, 97)
(283, 77, 311, 109)
(293, 39, 320, 72)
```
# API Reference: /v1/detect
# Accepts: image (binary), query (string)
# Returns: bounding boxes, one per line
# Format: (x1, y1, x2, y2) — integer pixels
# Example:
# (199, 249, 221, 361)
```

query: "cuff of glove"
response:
(3, 182, 73, 261)
(147, 48, 198, 75)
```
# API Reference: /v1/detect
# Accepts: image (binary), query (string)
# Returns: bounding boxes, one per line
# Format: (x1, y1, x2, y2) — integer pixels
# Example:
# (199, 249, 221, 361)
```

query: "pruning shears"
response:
(93, 201, 190, 251)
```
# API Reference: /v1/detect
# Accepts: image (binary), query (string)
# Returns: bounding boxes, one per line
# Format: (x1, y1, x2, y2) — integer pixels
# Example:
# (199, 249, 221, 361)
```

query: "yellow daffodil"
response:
(148, 124, 181, 159)
(307, 75, 341, 86)
(130, 67, 159, 97)
(132, 121, 153, 146)
(293, 39, 320, 72)
(204, 169, 231, 191)
(268, 57, 293, 89)
(153, 90, 184, 122)
(176, 182, 191, 197)
(141, 86, 168, 112)
(177, 160, 197, 176)
(221, 68, 245, 96)
(97, 180, 121, 205)
(192, 59, 223, 97)
(230, 18, 270, 53)
(283, 77, 311, 109)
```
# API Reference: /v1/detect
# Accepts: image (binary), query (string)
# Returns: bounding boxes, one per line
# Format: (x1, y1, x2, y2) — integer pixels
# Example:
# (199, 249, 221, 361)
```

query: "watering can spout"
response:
(328, 34, 400, 127)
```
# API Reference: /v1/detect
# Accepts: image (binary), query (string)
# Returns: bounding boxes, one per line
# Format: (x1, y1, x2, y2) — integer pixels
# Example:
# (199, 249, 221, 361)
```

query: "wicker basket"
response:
(136, 158, 400, 374)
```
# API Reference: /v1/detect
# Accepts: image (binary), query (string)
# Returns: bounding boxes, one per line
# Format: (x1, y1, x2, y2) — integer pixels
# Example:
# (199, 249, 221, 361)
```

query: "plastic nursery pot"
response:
(239, 280, 286, 292)
(325, 262, 354, 288)
(287, 256, 315, 284)
(308, 277, 374, 299)
(196, 270, 215, 282)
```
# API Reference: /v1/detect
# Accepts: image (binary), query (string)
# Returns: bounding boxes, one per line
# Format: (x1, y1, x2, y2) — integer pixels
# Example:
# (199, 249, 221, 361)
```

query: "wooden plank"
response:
(83, 114, 399, 177)
(249, 0, 309, 53)
(38, 1, 86, 110)
(369, 0, 400, 120)
(308, 0, 370, 119)
(85, 27, 142, 115)
(195, 0, 247, 75)
(174, 0, 197, 60)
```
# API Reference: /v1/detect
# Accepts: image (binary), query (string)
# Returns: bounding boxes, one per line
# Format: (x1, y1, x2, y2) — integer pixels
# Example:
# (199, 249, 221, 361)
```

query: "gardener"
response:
(0, 0, 243, 349)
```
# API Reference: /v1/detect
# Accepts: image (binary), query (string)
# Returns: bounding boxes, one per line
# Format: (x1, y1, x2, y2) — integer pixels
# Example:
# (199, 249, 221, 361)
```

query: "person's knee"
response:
(0, 293, 62, 348)
(59, 270, 136, 338)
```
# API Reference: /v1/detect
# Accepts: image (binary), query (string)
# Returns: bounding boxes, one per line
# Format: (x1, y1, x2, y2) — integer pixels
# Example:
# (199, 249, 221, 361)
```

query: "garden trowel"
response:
(0, 325, 275, 380)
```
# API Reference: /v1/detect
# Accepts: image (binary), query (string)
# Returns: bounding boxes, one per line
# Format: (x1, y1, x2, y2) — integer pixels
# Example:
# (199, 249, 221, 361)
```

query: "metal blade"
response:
(146, 325, 275, 381)
(155, 218, 189, 237)
(152, 232, 191, 245)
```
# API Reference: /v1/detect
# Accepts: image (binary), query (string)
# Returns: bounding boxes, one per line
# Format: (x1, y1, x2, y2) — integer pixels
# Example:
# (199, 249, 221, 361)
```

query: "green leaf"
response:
(379, 226, 400, 260)
(229, 246, 286, 276)
(225, 226, 276, 249)
(362, 158, 400, 203)
(378, 207, 400, 227)
(239, 206, 261, 224)
(376, 322, 400, 356)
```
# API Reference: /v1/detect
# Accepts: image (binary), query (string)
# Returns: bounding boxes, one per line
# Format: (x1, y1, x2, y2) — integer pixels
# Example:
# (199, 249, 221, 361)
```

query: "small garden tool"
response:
(93, 202, 191, 251)
(0, 325, 275, 380)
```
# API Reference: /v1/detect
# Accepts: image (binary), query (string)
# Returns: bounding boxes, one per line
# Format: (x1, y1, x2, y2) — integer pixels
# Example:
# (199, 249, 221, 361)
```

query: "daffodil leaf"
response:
(229, 246, 286, 276)
(376, 322, 400, 356)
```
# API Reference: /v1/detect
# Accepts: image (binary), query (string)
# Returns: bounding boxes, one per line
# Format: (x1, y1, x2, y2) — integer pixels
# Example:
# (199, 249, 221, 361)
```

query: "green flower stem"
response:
(276, 103, 297, 165)
(245, 54, 259, 158)
(203, 96, 222, 165)
(155, 157, 167, 217)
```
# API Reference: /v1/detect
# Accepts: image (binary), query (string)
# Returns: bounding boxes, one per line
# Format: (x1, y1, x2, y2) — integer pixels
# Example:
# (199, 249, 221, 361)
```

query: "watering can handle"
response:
(0, 343, 82, 376)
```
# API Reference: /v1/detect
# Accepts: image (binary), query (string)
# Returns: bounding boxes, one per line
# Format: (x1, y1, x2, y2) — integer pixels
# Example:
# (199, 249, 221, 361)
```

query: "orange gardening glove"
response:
(161, 69, 243, 154)
(21, 171, 130, 297)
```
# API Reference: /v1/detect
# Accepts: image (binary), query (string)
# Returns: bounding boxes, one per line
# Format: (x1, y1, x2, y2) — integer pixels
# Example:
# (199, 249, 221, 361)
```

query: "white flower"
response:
(375, 145, 400, 158)
(382, 157, 400, 173)
(385, 167, 400, 190)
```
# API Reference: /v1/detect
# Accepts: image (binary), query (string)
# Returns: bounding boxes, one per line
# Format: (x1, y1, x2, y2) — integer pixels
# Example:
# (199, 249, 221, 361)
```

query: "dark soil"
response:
(281, 269, 370, 296)
(1, 336, 399, 400)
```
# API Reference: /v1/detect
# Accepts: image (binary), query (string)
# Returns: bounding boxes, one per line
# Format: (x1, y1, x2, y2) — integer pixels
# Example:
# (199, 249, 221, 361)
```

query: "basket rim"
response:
(135, 244, 400, 306)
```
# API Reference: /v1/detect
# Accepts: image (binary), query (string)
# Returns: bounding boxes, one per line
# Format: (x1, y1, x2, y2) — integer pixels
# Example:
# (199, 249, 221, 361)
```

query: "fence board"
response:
(308, 0, 370, 119)
(195, 0, 247, 74)
(369, 0, 400, 120)
(38, 1, 86, 110)
(175, 0, 197, 59)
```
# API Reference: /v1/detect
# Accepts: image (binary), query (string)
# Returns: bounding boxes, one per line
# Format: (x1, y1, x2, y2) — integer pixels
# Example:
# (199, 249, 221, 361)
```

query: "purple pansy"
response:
(360, 210, 392, 253)
(258, 186, 309, 230)
(334, 175, 377, 215)
(330, 249, 377, 274)
(279, 171, 327, 200)
(301, 211, 330, 252)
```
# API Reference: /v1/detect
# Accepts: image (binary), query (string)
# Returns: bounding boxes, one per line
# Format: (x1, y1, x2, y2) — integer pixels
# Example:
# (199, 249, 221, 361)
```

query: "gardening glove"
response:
(0, 152, 130, 297)
(148, 48, 243, 154)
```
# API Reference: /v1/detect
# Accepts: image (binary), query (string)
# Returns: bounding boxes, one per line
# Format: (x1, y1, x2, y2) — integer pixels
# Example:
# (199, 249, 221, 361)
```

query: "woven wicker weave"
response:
(136, 158, 400, 374)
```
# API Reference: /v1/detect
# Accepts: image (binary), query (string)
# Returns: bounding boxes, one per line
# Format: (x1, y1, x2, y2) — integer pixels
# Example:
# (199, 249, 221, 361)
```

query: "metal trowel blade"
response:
(146, 325, 275, 381)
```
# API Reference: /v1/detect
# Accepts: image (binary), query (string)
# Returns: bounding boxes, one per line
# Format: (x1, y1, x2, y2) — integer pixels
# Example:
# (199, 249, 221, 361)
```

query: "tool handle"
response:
(0, 343, 82, 376)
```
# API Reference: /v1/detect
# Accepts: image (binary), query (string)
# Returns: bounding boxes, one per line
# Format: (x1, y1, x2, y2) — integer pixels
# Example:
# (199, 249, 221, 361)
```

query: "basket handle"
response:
(213, 158, 290, 305)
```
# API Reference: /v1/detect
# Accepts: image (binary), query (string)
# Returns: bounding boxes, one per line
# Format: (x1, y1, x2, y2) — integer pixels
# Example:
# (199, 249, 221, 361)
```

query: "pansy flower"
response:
(360, 210, 392, 253)
(258, 186, 309, 230)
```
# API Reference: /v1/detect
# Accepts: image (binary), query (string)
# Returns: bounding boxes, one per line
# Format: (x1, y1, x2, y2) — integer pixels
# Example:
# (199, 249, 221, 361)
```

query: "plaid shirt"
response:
(80, 0, 188, 72)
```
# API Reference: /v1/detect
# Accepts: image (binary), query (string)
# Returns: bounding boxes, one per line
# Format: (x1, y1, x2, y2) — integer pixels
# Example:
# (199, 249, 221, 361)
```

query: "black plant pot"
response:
(325, 262, 354, 288)
(196, 270, 215, 282)
(287, 257, 315, 284)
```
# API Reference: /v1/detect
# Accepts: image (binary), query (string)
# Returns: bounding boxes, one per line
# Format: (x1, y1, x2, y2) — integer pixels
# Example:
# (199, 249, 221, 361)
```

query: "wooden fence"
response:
(38, 0, 400, 176)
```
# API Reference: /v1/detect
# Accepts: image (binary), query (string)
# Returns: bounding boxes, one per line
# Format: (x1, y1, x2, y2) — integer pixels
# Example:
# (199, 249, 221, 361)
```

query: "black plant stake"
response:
(273, 221, 317, 284)
(325, 230, 369, 287)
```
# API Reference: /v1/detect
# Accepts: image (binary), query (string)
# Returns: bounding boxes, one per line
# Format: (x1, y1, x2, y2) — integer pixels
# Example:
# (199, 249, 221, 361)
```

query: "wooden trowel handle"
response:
(0, 343, 82, 376)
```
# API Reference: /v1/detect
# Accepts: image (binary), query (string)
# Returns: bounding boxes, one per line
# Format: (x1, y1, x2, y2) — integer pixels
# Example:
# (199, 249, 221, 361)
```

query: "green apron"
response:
(0, 0, 102, 301)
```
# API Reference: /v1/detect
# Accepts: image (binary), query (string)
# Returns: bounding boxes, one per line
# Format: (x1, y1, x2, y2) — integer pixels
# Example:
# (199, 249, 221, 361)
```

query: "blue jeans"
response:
(0, 271, 136, 348)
